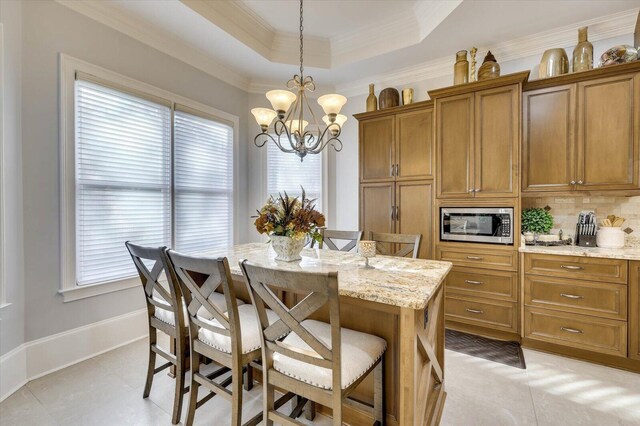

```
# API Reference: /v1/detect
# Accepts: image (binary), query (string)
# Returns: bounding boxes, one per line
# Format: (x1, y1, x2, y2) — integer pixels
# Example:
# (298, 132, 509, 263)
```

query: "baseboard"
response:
(1, 308, 148, 402)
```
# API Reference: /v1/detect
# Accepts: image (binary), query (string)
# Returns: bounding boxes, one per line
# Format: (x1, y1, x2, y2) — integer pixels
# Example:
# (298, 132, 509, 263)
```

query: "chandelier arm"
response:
(254, 133, 294, 152)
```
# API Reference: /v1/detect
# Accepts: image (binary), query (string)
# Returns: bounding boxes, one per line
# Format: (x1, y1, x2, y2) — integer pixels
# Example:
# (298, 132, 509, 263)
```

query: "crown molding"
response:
(56, 0, 251, 91)
(336, 7, 640, 98)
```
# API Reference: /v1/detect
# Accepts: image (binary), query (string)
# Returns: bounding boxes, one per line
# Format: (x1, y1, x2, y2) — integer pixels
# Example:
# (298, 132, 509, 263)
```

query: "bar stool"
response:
(241, 260, 387, 426)
(125, 242, 189, 424)
(165, 251, 296, 426)
(369, 231, 422, 258)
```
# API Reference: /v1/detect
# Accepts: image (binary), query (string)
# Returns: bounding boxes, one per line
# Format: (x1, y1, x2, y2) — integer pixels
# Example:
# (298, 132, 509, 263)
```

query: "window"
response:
(266, 141, 324, 212)
(60, 55, 238, 301)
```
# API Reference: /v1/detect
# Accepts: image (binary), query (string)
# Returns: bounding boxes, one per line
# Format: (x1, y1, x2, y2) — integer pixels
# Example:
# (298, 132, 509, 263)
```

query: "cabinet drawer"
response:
(446, 267, 517, 301)
(445, 295, 517, 332)
(524, 307, 627, 357)
(437, 246, 517, 271)
(524, 254, 627, 284)
(524, 275, 627, 320)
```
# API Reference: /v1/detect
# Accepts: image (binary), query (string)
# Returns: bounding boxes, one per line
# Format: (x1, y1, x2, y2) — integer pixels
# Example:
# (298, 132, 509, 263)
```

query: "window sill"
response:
(59, 278, 140, 303)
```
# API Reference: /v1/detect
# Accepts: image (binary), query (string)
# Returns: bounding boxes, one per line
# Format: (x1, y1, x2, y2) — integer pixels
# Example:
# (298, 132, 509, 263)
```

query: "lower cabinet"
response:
(630, 261, 640, 360)
(445, 295, 518, 333)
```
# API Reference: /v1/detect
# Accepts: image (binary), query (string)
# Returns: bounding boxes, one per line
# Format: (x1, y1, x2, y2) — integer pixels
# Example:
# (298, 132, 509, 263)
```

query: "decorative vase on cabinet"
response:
(366, 84, 378, 112)
(454, 50, 469, 85)
(478, 50, 501, 81)
(572, 26, 593, 72)
(539, 48, 569, 78)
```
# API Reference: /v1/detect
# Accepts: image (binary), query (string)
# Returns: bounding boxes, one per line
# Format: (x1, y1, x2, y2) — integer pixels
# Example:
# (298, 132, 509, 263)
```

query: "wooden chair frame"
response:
(240, 260, 385, 426)
(318, 229, 363, 252)
(165, 251, 296, 426)
(369, 231, 422, 259)
(125, 242, 188, 424)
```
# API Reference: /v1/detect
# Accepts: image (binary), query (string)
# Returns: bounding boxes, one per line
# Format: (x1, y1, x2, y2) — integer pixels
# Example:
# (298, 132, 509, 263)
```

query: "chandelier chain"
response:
(299, 0, 304, 77)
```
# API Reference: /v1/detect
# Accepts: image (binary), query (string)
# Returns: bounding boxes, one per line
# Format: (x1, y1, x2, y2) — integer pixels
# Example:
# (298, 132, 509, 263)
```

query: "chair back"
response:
(369, 231, 422, 258)
(125, 241, 185, 329)
(240, 260, 342, 391)
(165, 251, 243, 355)
(318, 229, 363, 252)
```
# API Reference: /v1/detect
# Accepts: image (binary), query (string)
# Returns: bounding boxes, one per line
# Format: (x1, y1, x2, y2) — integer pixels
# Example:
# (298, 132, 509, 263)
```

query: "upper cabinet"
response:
(523, 68, 640, 193)
(359, 103, 434, 183)
(433, 78, 522, 199)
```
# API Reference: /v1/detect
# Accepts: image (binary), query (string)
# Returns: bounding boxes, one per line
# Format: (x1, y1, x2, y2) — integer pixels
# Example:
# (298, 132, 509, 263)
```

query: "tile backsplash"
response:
(521, 196, 640, 247)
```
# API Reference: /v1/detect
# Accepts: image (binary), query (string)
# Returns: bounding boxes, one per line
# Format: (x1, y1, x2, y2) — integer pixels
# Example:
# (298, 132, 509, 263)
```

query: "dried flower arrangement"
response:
(254, 187, 325, 244)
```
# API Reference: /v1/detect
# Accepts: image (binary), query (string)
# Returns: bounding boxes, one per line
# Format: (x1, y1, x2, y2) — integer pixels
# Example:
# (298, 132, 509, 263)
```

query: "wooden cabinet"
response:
(631, 261, 640, 360)
(435, 84, 519, 198)
(396, 109, 434, 180)
(360, 183, 395, 239)
(396, 181, 433, 259)
(359, 116, 395, 182)
(522, 85, 576, 191)
(523, 71, 640, 193)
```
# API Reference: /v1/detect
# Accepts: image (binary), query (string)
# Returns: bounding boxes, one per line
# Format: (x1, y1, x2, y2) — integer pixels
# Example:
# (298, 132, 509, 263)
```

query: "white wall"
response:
(332, 33, 635, 232)
(20, 0, 250, 342)
(0, 0, 25, 357)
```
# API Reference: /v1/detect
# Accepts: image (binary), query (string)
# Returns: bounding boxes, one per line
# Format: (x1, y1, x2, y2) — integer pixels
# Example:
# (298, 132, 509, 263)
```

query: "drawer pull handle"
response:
(560, 326, 583, 334)
(560, 265, 583, 270)
(464, 280, 483, 285)
(465, 308, 484, 314)
(466, 256, 483, 260)
(560, 293, 584, 300)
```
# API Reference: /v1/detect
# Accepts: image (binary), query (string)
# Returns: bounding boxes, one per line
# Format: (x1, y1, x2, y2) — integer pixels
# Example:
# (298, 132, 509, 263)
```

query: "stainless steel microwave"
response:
(440, 207, 514, 245)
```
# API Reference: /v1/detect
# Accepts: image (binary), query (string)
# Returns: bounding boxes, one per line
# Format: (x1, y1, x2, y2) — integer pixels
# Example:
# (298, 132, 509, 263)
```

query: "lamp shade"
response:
(251, 108, 277, 127)
(317, 94, 347, 115)
(322, 114, 347, 127)
(285, 119, 309, 134)
(266, 90, 297, 113)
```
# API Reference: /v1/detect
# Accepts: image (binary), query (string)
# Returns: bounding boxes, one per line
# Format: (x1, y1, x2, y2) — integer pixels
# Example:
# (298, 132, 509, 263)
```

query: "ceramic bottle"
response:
(366, 84, 378, 112)
(454, 50, 469, 85)
(572, 26, 593, 72)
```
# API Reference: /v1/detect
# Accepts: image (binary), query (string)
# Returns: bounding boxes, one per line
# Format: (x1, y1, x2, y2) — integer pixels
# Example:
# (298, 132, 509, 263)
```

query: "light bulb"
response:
(285, 119, 309, 134)
(251, 108, 277, 131)
(317, 94, 347, 116)
(266, 90, 296, 114)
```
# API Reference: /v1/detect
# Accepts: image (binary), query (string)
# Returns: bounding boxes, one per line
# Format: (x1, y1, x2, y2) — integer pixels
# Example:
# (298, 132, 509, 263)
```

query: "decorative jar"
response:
(453, 50, 469, 85)
(596, 227, 625, 249)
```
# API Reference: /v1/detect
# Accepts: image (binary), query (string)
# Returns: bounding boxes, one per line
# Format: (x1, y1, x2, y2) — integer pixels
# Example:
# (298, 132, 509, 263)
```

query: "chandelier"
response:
(251, 0, 347, 161)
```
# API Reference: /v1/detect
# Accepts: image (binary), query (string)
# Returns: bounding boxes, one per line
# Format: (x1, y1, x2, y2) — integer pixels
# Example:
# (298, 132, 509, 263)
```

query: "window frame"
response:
(0, 23, 6, 309)
(59, 54, 239, 302)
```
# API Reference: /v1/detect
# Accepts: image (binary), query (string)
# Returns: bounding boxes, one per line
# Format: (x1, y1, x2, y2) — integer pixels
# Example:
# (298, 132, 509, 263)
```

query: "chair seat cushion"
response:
(198, 304, 278, 354)
(154, 292, 244, 326)
(273, 319, 386, 390)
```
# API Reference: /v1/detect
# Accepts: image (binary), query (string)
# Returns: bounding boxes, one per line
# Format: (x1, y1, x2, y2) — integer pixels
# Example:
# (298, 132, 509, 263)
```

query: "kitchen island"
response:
(203, 243, 453, 426)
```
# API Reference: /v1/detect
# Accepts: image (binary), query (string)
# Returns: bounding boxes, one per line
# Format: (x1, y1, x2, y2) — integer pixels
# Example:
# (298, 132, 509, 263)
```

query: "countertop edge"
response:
(518, 246, 640, 261)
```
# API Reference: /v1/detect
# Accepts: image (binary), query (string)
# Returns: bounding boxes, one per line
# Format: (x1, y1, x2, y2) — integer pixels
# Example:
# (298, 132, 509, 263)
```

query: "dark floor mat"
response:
(445, 329, 526, 369)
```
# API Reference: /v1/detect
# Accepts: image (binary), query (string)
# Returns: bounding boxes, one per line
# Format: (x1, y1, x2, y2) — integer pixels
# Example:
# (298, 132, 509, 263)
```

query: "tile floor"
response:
(1, 335, 639, 426)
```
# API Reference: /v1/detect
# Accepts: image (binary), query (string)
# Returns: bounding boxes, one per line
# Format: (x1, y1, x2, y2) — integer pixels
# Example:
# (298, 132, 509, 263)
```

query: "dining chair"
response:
(369, 231, 422, 259)
(240, 260, 387, 426)
(317, 229, 363, 252)
(165, 251, 297, 426)
(125, 242, 189, 424)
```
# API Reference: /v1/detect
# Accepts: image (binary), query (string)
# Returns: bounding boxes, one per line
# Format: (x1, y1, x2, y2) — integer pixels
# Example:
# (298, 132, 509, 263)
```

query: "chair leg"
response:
(169, 337, 177, 378)
(263, 381, 275, 426)
(244, 364, 253, 391)
(171, 337, 187, 424)
(305, 401, 316, 421)
(374, 357, 385, 426)
(143, 327, 157, 398)
(185, 350, 201, 426)
(231, 365, 243, 426)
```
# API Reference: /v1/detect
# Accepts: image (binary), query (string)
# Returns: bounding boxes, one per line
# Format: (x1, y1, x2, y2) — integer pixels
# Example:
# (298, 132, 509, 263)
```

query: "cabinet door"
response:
(359, 116, 395, 182)
(630, 261, 640, 360)
(396, 108, 433, 181)
(474, 85, 519, 197)
(396, 181, 432, 259)
(436, 94, 474, 198)
(576, 73, 640, 190)
(360, 183, 395, 253)
(522, 85, 577, 192)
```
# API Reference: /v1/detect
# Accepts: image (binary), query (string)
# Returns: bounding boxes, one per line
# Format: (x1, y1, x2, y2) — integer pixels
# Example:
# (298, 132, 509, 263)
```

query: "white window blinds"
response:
(75, 80, 171, 286)
(266, 142, 323, 211)
(174, 109, 233, 254)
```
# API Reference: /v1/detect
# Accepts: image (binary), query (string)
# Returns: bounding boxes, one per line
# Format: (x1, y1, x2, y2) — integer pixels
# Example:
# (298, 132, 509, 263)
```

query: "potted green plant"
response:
(521, 208, 554, 241)
(254, 188, 325, 261)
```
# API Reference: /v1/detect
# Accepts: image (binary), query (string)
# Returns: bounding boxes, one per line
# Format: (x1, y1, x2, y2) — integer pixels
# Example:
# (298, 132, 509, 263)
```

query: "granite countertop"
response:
(519, 245, 640, 261)
(199, 243, 452, 310)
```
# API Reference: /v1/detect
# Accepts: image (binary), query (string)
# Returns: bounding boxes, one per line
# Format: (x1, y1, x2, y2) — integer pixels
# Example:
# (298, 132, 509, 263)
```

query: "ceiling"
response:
(59, 0, 640, 95)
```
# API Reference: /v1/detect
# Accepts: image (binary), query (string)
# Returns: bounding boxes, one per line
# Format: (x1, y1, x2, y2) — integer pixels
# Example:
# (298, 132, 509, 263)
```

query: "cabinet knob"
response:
(468, 189, 475, 193)
(577, 180, 583, 185)
(570, 180, 576, 185)
(475, 188, 481, 192)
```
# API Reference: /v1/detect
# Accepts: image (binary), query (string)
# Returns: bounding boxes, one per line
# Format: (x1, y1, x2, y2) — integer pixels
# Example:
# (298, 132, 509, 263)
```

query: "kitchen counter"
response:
(202, 242, 452, 310)
(519, 244, 640, 261)
(201, 242, 451, 425)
